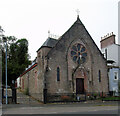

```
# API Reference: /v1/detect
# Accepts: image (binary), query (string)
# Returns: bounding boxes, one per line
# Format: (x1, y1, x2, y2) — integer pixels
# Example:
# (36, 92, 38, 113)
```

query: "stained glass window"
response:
(71, 43, 87, 65)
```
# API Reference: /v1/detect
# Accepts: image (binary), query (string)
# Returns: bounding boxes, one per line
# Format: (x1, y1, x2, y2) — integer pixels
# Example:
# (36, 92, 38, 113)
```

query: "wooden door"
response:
(76, 78, 84, 94)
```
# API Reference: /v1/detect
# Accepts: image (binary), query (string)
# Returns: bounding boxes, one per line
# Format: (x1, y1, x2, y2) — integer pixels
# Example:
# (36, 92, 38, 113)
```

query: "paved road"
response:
(1, 101, 119, 114)
(2, 105, 118, 114)
(1, 90, 120, 115)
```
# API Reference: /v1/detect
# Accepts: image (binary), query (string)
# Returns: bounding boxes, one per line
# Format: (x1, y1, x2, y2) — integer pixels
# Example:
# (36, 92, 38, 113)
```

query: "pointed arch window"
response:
(98, 70, 101, 82)
(114, 72, 118, 80)
(57, 67, 60, 81)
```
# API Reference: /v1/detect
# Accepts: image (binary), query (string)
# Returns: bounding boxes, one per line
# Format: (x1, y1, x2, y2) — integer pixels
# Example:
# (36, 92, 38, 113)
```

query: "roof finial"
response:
(48, 30, 50, 38)
(76, 9, 80, 19)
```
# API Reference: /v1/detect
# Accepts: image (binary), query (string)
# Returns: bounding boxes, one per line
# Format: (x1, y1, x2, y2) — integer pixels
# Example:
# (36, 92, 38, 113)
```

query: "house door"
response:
(76, 78, 84, 94)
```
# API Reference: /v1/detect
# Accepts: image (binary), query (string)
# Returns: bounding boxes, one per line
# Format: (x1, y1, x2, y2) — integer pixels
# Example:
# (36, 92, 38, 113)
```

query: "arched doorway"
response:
(74, 68, 87, 94)
(76, 78, 84, 94)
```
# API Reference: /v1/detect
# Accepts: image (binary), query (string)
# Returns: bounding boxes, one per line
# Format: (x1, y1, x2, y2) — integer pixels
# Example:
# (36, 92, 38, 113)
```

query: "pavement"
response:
(17, 89, 41, 104)
(1, 90, 120, 115)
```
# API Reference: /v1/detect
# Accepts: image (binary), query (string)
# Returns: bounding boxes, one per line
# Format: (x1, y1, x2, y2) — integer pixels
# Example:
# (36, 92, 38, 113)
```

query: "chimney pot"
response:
(100, 32, 115, 49)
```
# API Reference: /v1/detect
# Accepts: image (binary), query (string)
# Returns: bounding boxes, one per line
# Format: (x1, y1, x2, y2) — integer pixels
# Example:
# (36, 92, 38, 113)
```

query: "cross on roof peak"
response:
(76, 9, 80, 17)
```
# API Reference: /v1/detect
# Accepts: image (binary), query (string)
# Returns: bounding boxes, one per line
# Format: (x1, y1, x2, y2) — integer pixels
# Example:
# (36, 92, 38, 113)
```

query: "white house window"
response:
(114, 72, 118, 80)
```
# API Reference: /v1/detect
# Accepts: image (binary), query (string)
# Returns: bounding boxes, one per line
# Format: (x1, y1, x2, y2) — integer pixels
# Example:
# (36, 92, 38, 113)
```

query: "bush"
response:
(93, 93, 97, 99)
(61, 95, 71, 101)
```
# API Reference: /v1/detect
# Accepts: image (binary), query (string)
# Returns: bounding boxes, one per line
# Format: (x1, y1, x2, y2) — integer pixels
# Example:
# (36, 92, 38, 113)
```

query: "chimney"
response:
(100, 32, 116, 49)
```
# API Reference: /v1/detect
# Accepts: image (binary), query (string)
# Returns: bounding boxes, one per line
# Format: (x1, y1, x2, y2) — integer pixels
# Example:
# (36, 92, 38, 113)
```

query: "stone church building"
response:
(19, 16, 108, 102)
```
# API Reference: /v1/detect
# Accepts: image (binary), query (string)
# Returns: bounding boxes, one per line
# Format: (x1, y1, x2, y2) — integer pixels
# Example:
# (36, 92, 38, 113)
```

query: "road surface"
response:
(1, 101, 119, 115)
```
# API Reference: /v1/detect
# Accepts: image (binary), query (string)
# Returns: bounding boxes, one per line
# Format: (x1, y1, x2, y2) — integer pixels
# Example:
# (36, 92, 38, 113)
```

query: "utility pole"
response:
(3, 36, 7, 104)
(0, 27, 2, 105)
(5, 37, 7, 104)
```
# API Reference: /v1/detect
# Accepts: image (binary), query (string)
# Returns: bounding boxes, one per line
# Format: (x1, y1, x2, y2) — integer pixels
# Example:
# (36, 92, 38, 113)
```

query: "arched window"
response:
(98, 70, 101, 82)
(57, 67, 60, 81)
(114, 72, 118, 80)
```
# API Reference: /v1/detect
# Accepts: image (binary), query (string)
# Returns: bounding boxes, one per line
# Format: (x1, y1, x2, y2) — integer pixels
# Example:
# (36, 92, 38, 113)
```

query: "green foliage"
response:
(102, 96, 120, 100)
(2, 36, 31, 86)
(93, 93, 97, 97)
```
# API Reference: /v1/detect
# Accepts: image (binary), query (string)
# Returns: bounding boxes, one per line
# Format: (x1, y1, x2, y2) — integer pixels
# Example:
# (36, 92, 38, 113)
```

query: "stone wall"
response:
(45, 18, 108, 95)
(20, 65, 44, 101)
(36, 47, 52, 101)
(20, 17, 109, 102)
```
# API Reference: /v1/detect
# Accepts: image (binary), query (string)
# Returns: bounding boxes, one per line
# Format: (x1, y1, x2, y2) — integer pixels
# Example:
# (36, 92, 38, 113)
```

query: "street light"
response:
(3, 36, 8, 104)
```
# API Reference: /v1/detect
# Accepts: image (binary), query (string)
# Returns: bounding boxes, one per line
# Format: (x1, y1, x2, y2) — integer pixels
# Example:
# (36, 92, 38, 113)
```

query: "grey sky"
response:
(0, 0, 118, 60)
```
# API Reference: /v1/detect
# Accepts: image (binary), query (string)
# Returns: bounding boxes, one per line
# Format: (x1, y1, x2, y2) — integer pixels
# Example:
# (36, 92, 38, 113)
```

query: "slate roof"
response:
(42, 37, 58, 47)
(37, 37, 58, 52)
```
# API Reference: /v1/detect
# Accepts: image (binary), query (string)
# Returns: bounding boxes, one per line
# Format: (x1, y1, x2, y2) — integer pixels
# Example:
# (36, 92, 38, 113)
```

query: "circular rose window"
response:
(71, 43, 87, 65)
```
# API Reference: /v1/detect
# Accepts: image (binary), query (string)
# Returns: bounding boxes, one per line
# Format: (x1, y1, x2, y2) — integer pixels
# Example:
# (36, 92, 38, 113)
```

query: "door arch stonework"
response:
(73, 68, 88, 94)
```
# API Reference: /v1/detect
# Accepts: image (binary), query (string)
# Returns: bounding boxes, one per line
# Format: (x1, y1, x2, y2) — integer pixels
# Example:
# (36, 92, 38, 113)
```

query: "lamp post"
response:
(3, 36, 7, 104)
(0, 27, 8, 104)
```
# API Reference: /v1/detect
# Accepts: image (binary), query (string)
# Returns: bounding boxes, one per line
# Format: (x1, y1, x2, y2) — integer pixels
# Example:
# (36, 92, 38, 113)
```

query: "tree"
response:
(1, 36, 17, 86)
(2, 36, 31, 86)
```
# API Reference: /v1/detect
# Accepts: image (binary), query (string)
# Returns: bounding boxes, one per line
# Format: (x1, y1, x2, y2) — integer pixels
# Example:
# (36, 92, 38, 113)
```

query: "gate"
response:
(2, 85, 16, 104)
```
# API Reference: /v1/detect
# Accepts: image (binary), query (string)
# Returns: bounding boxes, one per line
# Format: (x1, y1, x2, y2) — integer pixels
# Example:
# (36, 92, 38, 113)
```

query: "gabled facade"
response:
(36, 16, 108, 101)
(20, 16, 109, 102)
